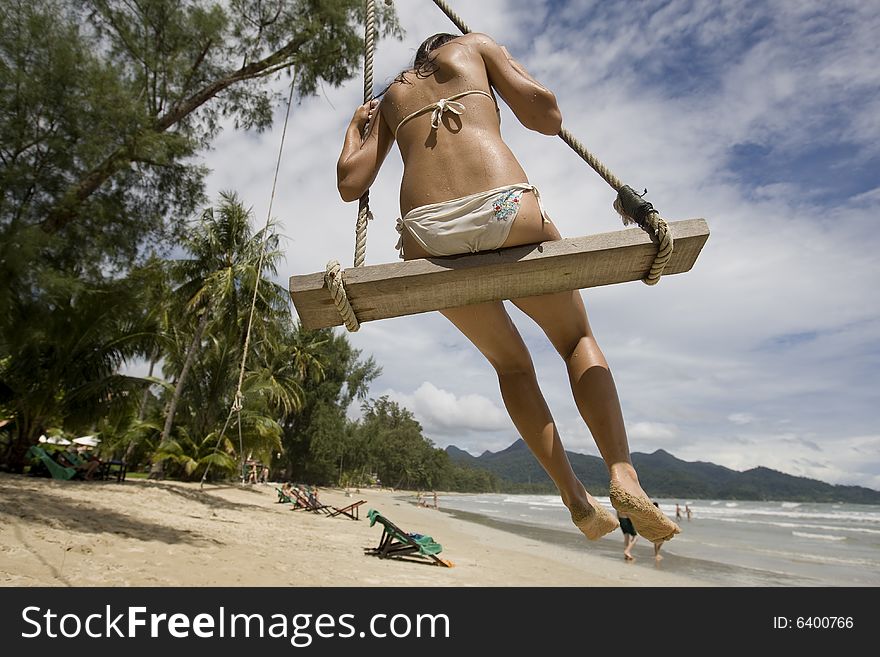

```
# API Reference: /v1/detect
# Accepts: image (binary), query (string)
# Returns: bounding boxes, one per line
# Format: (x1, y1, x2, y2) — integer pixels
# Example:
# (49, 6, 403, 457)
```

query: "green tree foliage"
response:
(355, 397, 436, 490)
(158, 191, 286, 445)
(146, 193, 306, 480)
(335, 396, 503, 493)
(1, 0, 400, 285)
(0, 0, 401, 472)
(0, 276, 157, 470)
(280, 327, 380, 483)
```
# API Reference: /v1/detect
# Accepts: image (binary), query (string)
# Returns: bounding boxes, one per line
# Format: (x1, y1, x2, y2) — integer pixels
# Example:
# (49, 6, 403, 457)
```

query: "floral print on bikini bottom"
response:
(492, 189, 523, 221)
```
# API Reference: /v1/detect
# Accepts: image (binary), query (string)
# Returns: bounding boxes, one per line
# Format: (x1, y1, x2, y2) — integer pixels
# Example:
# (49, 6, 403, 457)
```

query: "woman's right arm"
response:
(337, 99, 394, 202)
(472, 33, 562, 135)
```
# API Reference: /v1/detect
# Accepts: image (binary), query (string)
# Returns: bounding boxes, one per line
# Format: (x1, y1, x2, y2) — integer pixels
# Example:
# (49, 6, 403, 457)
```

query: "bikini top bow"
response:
(393, 89, 496, 138)
(429, 98, 466, 130)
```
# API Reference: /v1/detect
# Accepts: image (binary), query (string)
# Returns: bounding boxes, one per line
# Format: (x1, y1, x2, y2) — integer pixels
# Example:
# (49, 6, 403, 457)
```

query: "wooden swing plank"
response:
(290, 218, 709, 330)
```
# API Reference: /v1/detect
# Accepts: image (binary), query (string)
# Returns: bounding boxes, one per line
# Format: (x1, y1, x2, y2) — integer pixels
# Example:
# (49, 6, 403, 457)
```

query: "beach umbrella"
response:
(40, 434, 72, 445)
(73, 435, 100, 447)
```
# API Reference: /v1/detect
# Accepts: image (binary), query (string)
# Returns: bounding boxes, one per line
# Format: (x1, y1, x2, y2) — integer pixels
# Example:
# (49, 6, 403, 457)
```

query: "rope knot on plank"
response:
(324, 260, 360, 332)
(613, 186, 673, 285)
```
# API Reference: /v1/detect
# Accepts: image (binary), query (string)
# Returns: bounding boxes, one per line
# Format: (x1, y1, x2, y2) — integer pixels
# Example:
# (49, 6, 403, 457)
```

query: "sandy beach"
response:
(0, 473, 710, 587)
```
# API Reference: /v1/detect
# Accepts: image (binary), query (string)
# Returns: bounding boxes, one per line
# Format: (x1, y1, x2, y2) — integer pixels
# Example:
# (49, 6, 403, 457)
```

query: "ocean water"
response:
(433, 494, 880, 586)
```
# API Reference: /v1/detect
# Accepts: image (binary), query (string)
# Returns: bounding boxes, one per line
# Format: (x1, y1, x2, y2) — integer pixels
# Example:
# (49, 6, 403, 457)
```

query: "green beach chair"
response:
(364, 508, 453, 567)
(60, 449, 103, 480)
(27, 445, 77, 481)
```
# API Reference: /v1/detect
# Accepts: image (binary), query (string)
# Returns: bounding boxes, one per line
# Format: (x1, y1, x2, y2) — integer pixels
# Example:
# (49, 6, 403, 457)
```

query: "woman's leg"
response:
(440, 301, 618, 540)
(511, 290, 680, 543)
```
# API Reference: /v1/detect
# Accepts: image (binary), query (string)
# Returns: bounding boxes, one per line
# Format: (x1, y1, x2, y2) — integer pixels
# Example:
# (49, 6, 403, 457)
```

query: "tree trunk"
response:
(152, 310, 210, 478)
(4, 416, 40, 474)
(123, 347, 159, 463)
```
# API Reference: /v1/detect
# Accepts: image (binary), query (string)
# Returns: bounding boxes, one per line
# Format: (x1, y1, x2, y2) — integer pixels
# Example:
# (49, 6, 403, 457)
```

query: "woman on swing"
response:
(337, 32, 679, 545)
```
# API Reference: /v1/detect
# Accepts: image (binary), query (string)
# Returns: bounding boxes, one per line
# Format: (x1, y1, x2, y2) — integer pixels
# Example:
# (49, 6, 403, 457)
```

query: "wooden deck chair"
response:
(328, 499, 367, 520)
(289, 488, 332, 515)
(364, 508, 454, 567)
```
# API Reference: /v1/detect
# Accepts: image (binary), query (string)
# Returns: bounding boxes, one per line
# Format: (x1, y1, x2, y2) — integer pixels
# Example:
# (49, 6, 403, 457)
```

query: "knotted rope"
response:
(324, 0, 392, 331)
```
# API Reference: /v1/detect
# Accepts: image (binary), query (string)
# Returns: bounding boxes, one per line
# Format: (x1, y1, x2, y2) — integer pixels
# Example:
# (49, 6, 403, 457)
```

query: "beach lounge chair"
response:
(27, 445, 77, 480)
(364, 508, 453, 567)
(101, 459, 127, 483)
(276, 487, 295, 504)
(59, 449, 104, 480)
(289, 487, 332, 514)
(328, 499, 367, 520)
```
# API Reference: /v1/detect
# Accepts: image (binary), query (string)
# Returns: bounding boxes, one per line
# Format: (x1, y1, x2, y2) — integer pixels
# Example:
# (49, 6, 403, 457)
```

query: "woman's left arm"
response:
(337, 99, 394, 202)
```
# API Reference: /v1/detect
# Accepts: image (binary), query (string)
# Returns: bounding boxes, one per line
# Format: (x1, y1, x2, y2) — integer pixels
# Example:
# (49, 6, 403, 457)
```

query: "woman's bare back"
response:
(381, 36, 530, 216)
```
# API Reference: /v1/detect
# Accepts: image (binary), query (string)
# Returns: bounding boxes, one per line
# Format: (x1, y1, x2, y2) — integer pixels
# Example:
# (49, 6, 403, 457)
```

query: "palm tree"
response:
(121, 257, 175, 463)
(153, 191, 285, 474)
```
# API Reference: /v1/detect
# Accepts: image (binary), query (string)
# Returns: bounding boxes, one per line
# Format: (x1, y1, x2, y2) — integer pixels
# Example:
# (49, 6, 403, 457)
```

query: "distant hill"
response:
(446, 440, 880, 504)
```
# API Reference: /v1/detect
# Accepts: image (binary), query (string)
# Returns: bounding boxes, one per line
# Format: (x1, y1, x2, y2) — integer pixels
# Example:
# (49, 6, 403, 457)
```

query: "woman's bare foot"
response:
(569, 495, 619, 540)
(608, 470, 680, 543)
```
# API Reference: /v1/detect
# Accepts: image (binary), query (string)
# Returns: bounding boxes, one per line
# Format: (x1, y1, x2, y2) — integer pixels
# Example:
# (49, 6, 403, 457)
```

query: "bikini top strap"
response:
(394, 89, 497, 138)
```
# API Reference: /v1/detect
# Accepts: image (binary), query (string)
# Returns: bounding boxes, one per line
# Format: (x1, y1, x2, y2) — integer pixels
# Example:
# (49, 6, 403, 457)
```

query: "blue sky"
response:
(204, 0, 880, 489)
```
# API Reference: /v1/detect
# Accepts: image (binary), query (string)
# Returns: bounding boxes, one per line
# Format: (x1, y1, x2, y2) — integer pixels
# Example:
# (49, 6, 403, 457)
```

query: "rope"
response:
(430, 0, 673, 284)
(325, 260, 360, 332)
(558, 130, 672, 285)
(355, 0, 377, 269)
(324, 0, 382, 332)
(199, 71, 298, 490)
(432, 0, 470, 33)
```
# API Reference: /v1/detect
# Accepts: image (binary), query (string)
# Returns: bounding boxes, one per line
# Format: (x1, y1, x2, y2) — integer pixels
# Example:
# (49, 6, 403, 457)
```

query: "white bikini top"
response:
(393, 89, 498, 138)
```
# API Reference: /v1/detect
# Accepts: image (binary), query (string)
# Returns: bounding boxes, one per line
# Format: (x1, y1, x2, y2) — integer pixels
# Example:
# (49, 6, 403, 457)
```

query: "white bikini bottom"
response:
(395, 183, 548, 259)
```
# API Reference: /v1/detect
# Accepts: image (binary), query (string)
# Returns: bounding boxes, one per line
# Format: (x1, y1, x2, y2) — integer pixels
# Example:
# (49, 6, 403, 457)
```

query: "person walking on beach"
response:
(686, 504, 692, 521)
(617, 510, 639, 561)
(337, 32, 680, 545)
(675, 503, 682, 522)
(652, 502, 666, 561)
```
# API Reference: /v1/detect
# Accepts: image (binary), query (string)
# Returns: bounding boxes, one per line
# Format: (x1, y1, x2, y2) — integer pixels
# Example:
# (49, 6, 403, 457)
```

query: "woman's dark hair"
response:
(413, 33, 458, 71)
(387, 33, 459, 89)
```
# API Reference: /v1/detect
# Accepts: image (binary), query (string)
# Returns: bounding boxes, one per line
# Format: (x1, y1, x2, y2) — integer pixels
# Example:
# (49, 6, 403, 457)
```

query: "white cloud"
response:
(728, 413, 755, 426)
(628, 422, 678, 441)
(383, 382, 510, 436)
(676, 432, 880, 491)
